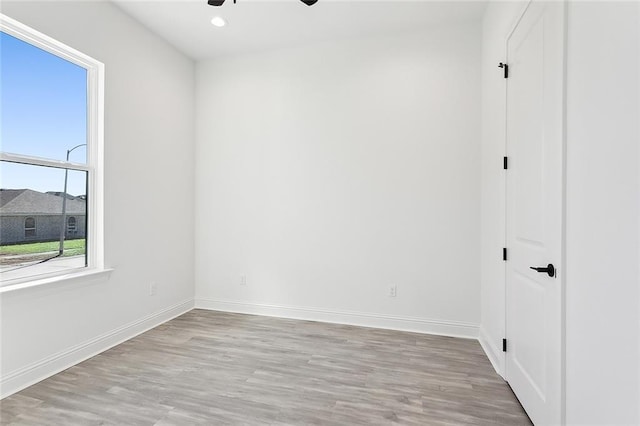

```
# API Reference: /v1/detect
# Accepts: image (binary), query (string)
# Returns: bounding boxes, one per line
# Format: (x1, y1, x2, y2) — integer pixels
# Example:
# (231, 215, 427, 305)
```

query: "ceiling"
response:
(112, 0, 487, 60)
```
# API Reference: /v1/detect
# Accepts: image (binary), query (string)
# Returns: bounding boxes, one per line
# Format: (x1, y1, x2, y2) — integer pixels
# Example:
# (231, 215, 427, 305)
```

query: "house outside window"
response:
(0, 14, 104, 287)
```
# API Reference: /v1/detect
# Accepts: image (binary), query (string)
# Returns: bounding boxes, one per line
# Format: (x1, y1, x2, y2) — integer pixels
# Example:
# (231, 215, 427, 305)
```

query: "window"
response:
(0, 14, 104, 287)
(24, 217, 36, 238)
(67, 217, 77, 234)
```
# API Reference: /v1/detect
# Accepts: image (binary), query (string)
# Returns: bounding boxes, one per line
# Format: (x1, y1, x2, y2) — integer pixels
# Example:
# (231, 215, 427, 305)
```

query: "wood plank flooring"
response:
(1, 310, 531, 425)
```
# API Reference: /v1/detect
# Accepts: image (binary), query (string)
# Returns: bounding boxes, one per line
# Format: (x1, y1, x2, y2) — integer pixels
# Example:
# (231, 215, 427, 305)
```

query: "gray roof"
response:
(0, 189, 86, 215)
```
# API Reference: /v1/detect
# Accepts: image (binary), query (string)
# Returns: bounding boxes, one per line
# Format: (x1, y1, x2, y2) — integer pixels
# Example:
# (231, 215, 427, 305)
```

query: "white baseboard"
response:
(1, 299, 488, 400)
(195, 298, 479, 339)
(478, 326, 504, 378)
(0, 299, 194, 399)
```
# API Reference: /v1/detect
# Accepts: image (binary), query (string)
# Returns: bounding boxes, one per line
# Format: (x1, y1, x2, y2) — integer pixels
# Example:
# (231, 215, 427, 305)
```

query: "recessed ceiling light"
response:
(211, 16, 226, 27)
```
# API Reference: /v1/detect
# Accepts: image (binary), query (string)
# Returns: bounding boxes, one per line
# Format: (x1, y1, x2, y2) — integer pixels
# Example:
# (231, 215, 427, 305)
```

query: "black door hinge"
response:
(503, 248, 507, 261)
(503, 156, 508, 170)
(502, 338, 507, 352)
(499, 62, 509, 78)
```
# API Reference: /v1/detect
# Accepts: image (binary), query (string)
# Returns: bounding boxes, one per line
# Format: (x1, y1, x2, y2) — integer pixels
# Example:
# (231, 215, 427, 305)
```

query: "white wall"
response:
(565, 2, 640, 424)
(0, 1, 195, 397)
(479, 1, 527, 375)
(194, 23, 482, 337)
(481, 1, 640, 424)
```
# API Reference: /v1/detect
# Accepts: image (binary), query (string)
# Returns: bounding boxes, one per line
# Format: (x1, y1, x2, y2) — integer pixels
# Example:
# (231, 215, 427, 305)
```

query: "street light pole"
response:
(59, 144, 87, 256)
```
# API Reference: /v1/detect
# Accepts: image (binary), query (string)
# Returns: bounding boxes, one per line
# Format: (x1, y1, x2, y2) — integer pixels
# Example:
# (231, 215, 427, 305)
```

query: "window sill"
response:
(0, 268, 113, 294)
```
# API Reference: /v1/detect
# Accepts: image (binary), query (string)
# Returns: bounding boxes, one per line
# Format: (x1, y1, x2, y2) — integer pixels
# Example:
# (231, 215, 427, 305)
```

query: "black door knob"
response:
(530, 264, 555, 277)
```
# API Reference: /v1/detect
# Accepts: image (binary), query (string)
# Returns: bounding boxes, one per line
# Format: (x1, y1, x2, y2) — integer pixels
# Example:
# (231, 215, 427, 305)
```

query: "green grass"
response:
(0, 239, 86, 257)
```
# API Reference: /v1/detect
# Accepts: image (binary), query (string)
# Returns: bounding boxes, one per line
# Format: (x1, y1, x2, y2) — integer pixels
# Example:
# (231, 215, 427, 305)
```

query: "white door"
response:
(505, 1, 565, 425)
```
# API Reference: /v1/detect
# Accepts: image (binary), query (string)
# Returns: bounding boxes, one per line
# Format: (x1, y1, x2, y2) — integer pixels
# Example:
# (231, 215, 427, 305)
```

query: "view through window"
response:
(0, 29, 91, 284)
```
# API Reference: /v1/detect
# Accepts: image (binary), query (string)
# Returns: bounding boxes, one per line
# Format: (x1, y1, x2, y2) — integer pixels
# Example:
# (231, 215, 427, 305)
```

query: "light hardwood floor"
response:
(1, 310, 531, 425)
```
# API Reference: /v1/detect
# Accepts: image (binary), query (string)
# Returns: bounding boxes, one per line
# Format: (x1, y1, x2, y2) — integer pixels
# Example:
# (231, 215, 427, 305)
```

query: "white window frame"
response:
(0, 14, 106, 291)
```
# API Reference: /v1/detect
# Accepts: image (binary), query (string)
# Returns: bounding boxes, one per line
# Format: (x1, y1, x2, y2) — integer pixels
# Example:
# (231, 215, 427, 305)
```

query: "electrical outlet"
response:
(149, 282, 157, 296)
(240, 274, 247, 286)
(389, 285, 397, 297)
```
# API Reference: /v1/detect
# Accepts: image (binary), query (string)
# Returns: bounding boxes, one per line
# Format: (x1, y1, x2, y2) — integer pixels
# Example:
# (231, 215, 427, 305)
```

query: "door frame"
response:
(501, 0, 568, 423)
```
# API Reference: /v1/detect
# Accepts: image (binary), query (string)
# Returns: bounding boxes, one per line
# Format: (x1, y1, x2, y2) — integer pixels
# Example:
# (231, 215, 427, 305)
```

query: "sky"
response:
(1, 31, 88, 196)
